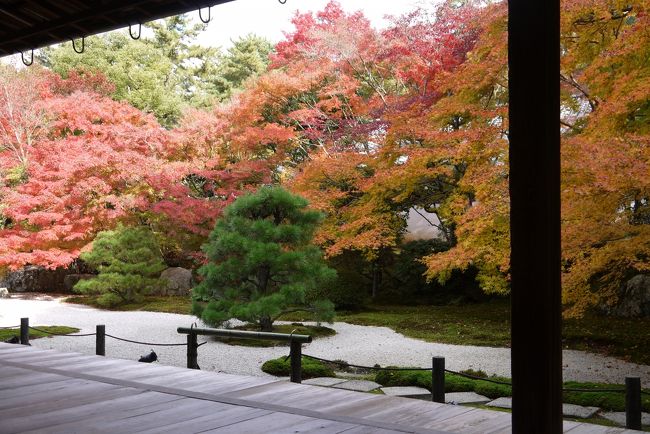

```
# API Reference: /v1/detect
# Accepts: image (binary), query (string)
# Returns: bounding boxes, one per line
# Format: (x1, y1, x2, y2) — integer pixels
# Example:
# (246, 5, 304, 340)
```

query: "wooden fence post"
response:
(432, 356, 445, 403)
(626, 376, 642, 430)
(96, 325, 105, 356)
(187, 332, 198, 369)
(20, 318, 29, 345)
(290, 340, 302, 383)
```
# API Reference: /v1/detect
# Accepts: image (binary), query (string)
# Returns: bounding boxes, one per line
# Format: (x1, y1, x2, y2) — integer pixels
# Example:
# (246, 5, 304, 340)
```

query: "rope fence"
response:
(302, 353, 646, 429)
(302, 354, 431, 371)
(104, 334, 188, 347)
(4, 318, 647, 430)
(28, 326, 96, 337)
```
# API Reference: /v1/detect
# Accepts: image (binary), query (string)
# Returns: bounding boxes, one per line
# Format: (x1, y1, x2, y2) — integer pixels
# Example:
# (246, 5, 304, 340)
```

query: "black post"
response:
(431, 356, 445, 403)
(625, 376, 642, 430)
(509, 0, 562, 432)
(187, 332, 198, 369)
(20, 317, 29, 346)
(96, 325, 105, 356)
(289, 340, 302, 383)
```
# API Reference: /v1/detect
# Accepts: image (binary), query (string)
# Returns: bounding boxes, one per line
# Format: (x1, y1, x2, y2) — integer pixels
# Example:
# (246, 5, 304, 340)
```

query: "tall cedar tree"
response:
(193, 187, 335, 331)
(74, 225, 166, 306)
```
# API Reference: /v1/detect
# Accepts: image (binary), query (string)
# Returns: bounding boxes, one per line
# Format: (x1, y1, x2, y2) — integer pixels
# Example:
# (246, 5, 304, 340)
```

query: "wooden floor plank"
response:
(18, 354, 99, 368)
(0, 391, 182, 433)
(72, 398, 249, 433)
(137, 407, 273, 434)
(0, 376, 86, 399)
(0, 384, 140, 420)
(0, 343, 630, 434)
(0, 371, 69, 391)
(200, 411, 348, 434)
(340, 426, 404, 434)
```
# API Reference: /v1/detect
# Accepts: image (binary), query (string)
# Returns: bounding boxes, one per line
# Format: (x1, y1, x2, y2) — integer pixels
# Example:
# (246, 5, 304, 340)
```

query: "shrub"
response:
(74, 225, 166, 306)
(193, 187, 336, 331)
(262, 356, 335, 379)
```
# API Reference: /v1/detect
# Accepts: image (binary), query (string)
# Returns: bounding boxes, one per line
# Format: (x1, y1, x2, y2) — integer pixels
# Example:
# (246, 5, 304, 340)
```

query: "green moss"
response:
(374, 369, 650, 411)
(0, 326, 80, 342)
(262, 356, 335, 379)
(64, 295, 192, 314)
(334, 300, 650, 366)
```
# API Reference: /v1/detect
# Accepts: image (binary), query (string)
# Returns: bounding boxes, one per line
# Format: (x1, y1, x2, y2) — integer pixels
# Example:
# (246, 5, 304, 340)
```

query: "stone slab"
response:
(445, 392, 491, 405)
(601, 412, 650, 426)
(302, 377, 347, 387)
(487, 398, 601, 419)
(562, 403, 600, 419)
(332, 380, 382, 392)
(380, 386, 431, 400)
(485, 397, 512, 409)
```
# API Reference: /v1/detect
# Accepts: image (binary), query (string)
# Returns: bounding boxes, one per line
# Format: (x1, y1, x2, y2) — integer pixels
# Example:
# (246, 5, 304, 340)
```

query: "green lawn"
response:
(65, 295, 650, 366)
(65, 295, 192, 314)
(0, 326, 80, 342)
(284, 299, 650, 366)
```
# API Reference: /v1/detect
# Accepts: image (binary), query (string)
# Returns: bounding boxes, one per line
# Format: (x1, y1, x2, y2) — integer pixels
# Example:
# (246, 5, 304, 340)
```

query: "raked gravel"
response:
(1, 295, 649, 384)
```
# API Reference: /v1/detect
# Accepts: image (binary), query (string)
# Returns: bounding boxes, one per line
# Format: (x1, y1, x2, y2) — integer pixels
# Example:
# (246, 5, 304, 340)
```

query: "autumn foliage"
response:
(1, 0, 648, 315)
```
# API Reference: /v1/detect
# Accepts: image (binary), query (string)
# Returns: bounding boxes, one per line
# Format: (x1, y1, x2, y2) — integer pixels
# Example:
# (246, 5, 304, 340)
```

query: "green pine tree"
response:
(74, 225, 166, 306)
(193, 187, 336, 331)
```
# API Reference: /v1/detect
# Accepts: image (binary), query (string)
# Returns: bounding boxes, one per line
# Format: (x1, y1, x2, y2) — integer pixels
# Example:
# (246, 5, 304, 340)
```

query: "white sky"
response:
(197, 0, 423, 49)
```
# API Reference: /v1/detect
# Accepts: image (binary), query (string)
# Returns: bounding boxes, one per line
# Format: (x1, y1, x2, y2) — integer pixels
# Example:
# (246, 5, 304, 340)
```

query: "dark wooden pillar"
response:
(508, 0, 562, 432)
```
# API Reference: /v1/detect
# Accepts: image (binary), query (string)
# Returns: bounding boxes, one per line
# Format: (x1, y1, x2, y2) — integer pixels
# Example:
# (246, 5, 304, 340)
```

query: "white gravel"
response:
(1, 295, 649, 384)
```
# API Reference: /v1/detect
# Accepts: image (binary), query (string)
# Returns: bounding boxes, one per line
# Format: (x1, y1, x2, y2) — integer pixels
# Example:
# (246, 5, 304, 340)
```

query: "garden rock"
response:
(155, 267, 193, 296)
(601, 274, 650, 318)
(0, 265, 69, 293)
(0, 287, 9, 298)
(64, 274, 96, 291)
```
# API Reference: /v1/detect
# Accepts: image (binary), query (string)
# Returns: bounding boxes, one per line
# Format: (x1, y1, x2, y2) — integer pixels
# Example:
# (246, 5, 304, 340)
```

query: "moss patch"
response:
(64, 295, 191, 314)
(332, 300, 650, 366)
(0, 326, 80, 342)
(262, 356, 335, 379)
(374, 369, 650, 412)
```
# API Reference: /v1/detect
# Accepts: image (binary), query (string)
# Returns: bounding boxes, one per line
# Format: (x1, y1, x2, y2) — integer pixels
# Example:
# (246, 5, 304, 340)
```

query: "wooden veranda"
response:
(0, 343, 642, 433)
(1, 0, 564, 431)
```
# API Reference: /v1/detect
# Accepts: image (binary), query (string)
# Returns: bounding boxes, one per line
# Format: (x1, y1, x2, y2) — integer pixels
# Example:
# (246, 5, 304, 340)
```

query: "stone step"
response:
(332, 380, 383, 392)
(485, 397, 600, 419)
(302, 377, 347, 387)
(600, 411, 650, 427)
(445, 391, 491, 405)
(380, 386, 431, 400)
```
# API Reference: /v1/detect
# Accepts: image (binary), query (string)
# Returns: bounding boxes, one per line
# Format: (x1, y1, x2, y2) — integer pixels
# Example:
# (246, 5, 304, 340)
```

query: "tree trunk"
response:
(371, 261, 381, 299)
(257, 265, 270, 293)
(259, 316, 273, 332)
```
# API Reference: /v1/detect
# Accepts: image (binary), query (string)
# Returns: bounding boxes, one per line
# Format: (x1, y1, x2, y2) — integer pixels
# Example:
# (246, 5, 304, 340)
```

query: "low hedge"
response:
(262, 356, 335, 379)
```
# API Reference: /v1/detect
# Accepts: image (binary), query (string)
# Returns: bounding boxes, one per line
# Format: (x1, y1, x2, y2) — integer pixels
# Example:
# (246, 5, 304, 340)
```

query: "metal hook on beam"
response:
(129, 23, 142, 40)
(21, 50, 34, 66)
(71, 37, 85, 54)
(199, 7, 211, 23)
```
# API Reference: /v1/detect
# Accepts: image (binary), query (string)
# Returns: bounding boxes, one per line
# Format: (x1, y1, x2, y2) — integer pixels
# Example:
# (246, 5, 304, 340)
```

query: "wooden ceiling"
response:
(0, 0, 235, 56)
